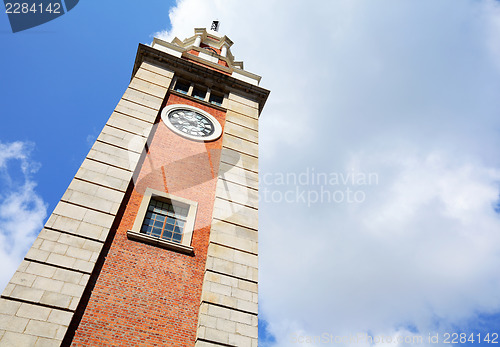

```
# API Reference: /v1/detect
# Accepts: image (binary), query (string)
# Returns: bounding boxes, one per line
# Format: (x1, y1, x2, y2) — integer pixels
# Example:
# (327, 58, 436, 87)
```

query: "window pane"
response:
(162, 231, 173, 240)
(192, 87, 207, 100)
(152, 228, 162, 236)
(209, 93, 223, 106)
(174, 81, 189, 94)
(141, 197, 190, 244)
(174, 207, 188, 218)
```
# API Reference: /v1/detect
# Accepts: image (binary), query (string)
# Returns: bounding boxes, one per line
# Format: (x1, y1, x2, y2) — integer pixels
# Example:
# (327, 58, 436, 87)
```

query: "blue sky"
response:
(2, 1, 500, 346)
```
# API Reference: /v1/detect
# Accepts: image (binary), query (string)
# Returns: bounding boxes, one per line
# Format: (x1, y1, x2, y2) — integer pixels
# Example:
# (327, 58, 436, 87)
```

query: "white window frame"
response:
(127, 188, 198, 255)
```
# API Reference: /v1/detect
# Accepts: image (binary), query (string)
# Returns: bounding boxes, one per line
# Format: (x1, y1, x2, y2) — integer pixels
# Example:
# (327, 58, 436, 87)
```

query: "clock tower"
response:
(0, 27, 268, 346)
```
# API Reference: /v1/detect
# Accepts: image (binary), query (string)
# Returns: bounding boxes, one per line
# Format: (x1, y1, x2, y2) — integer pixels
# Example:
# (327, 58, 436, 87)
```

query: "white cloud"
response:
(0, 141, 27, 167)
(0, 141, 47, 289)
(159, 0, 500, 345)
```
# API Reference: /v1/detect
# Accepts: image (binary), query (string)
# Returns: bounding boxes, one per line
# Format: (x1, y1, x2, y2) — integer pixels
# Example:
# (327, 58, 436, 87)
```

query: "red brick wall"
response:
(70, 93, 226, 346)
(218, 59, 229, 68)
(183, 57, 232, 76)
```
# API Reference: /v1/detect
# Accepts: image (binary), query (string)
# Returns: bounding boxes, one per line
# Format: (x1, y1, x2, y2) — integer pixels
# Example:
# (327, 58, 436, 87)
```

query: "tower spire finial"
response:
(211, 20, 220, 32)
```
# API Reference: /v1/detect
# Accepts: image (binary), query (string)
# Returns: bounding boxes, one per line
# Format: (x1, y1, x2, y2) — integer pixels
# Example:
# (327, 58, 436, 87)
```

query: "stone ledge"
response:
(127, 230, 194, 255)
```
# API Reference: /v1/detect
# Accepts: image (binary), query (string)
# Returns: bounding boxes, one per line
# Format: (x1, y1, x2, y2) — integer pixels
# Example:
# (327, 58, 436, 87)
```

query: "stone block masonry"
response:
(195, 92, 261, 347)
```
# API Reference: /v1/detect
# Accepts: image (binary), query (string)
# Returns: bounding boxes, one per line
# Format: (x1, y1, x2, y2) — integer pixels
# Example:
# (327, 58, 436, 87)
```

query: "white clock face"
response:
(168, 109, 215, 138)
(161, 104, 222, 141)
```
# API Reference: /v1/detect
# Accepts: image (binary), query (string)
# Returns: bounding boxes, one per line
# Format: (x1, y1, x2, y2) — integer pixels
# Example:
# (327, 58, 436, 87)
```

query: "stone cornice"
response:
(132, 43, 270, 113)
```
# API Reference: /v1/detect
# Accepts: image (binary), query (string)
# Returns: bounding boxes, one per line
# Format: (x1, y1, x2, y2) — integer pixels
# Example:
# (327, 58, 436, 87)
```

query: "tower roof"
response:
(151, 28, 262, 86)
